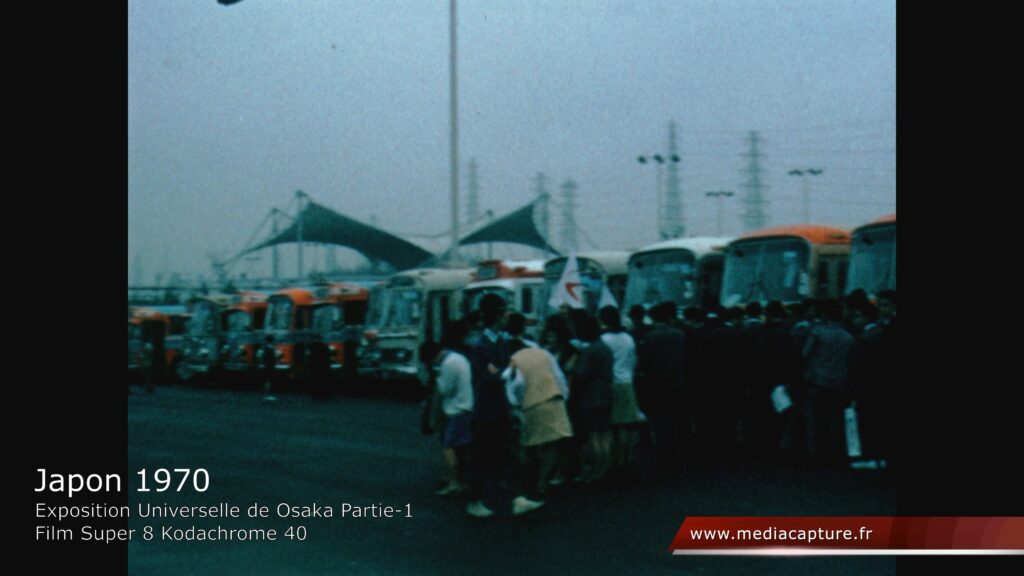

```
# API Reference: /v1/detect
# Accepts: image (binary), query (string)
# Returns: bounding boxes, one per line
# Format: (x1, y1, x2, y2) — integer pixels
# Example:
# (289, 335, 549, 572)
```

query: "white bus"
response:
(846, 214, 896, 298)
(623, 237, 732, 313)
(357, 267, 474, 381)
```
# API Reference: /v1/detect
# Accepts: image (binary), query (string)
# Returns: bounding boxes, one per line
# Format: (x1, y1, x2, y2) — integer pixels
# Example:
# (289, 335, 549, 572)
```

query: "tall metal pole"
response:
(296, 190, 305, 279)
(448, 0, 460, 262)
(656, 162, 664, 239)
(802, 176, 810, 223)
(788, 168, 822, 224)
(271, 209, 280, 281)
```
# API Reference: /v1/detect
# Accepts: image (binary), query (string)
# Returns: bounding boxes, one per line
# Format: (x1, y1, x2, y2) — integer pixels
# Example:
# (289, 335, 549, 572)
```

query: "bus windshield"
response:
(463, 286, 513, 315)
(624, 250, 697, 310)
(188, 301, 218, 337)
(384, 289, 422, 327)
(225, 310, 252, 333)
(366, 286, 388, 329)
(265, 297, 294, 331)
(311, 304, 343, 333)
(721, 238, 810, 306)
(847, 225, 896, 295)
(367, 288, 422, 329)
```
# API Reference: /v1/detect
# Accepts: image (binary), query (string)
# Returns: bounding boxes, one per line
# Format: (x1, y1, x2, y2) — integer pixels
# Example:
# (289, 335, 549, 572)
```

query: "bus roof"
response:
(474, 259, 545, 281)
(545, 251, 632, 274)
(854, 214, 897, 233)
(129, 306, 189, 324)
(631, 237, 733, 260)
(736, 225, 850, 245)
(270, 287, 319, 306)
(388, 267, 475, 291)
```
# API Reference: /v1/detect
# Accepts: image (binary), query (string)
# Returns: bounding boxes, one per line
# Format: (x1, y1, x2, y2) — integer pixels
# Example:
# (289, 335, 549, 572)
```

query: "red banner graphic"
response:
(669, 517, 1024, 556)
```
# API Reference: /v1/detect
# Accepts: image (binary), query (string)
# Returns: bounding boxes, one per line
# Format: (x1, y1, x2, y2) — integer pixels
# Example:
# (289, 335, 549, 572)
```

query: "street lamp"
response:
(705, 191, 734, 236)
(638, 153, 680, 240)
(787, 168, 823, 223)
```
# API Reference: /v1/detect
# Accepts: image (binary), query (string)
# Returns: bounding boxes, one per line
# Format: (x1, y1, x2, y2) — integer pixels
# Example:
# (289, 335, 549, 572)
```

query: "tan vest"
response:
(511, 348, 562, 411)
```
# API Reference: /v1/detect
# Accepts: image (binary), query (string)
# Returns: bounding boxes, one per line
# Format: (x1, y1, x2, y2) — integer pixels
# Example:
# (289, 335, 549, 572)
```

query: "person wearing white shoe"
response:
(511, 495, 545, 516)
(504, 339, 573, 510)
(420, 341, 474, 500)
(466, 500, 494, 518)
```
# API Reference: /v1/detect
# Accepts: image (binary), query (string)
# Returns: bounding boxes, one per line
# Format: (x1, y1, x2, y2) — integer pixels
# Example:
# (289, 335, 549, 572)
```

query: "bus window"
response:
(387, 290, 422, 327)
(521, 286, 534, 314)
(817, 260, 830, 297)
(312, 305, 342, 333)
(837, 260, 849, 296)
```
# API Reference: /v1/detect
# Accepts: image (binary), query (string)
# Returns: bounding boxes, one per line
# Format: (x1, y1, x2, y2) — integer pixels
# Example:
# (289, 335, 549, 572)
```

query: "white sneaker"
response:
(466, 501, 494, 518)
(435, 484, 465, 496)
(512, 496, 545, 516)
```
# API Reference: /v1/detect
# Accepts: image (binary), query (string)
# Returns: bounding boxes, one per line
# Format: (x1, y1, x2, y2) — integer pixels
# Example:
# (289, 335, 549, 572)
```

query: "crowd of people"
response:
(419, 289, 898, 519)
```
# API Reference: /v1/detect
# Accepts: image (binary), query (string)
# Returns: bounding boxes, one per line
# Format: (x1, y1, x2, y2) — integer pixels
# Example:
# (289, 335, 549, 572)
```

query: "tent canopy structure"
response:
(458, 195, 560, 255)
(240, 195, 558, 271)
(244, 201, 434, 271)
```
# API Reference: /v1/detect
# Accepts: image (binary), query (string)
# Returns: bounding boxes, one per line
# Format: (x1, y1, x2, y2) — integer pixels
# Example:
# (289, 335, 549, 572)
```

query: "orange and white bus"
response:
(127, 305, 190, 381)
(623, 237, 732, 313)
(846, 214, 896, 298)
(458, 259, 545, 335)
(262, 283, 369, 381)
(219, 291, 271, 375)
(720, 225, 851, 307)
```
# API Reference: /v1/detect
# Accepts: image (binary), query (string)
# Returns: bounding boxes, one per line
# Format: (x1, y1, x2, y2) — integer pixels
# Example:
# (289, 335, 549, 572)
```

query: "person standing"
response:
(504, 341, 572, 514)
(465, 294, 512, 518)
(420, 341, 474, 496)
(599, 306, 641, 473)
(636, 302, 687, 470)
(260, 335, 277, 401)
(569, 315, 614, 483)
(800, 299, 855, 463)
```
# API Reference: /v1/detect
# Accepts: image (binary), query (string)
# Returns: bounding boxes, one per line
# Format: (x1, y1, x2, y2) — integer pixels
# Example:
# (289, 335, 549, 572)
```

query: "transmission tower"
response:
(533, 172, 551, 251)
(663, 121, 684, 238)
(560, 179, 578, 253)
(740, 131, 769, 232)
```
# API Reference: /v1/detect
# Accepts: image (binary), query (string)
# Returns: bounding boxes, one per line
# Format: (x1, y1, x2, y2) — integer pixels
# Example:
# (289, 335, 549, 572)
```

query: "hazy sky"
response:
(128, 0, 895, 284)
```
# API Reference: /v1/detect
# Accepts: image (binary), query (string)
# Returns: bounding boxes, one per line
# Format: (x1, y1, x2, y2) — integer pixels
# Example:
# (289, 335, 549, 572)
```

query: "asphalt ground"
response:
(127, 383, 897, 576)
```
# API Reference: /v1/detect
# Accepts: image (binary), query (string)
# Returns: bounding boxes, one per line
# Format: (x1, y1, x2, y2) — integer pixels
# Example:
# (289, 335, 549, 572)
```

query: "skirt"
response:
(521, 398, 574, 447)
(610, 382, 642, 425)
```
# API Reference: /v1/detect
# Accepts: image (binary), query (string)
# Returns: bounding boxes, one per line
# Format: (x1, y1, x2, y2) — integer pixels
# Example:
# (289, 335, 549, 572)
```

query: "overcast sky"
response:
(128, 0, 895, 284)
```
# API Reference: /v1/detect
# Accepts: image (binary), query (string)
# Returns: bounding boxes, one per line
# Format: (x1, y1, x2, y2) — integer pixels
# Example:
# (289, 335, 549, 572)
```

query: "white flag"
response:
(548, 253, 585, 309)
(598, 284, 618, 309)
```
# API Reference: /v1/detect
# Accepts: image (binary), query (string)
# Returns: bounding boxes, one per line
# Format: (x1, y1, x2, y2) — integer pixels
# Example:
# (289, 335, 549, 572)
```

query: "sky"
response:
(128, 0, 896, 285)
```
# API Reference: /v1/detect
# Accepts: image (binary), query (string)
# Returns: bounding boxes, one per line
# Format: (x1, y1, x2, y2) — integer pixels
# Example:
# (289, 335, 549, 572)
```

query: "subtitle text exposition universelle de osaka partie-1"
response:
(34, 468, 412, 543)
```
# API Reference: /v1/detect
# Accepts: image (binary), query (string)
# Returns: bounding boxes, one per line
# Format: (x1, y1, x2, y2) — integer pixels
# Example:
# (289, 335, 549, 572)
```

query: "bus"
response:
(846, 214, 896, 298)
(262, 283, 370, 382)
(127, 305, 190, 382)
(219, 291, 271, 376)
(623, 237, 732, 314)
(179, 293, 245, 379)
(458, 259, 545, 338)
(542, 251, 631, 317)
(720, 225, 851, 307)
(358, 267, 474, 382)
